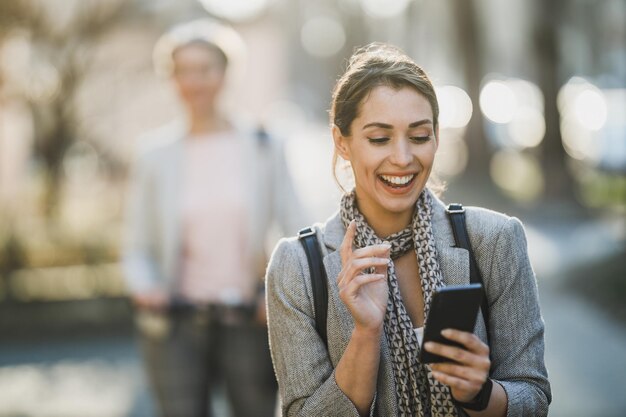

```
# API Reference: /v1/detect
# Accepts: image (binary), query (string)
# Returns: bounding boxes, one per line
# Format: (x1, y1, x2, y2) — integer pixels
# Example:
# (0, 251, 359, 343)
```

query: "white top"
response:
(178, 131, 253, 305)
(414, 327, 424, 346)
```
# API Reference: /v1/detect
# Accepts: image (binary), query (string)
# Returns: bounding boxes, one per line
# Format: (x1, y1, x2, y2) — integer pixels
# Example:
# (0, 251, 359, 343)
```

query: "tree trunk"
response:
(534, 0, 577, 202)
(453, 0, 490, 178)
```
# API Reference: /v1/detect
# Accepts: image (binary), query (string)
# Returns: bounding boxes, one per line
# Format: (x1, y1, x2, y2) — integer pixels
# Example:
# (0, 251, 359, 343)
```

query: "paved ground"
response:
(529, 216, 626, 417)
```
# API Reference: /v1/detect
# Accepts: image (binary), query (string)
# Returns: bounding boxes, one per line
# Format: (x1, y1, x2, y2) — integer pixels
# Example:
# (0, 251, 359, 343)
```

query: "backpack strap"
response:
(298, 227, 328, 347)
(446, 203, 491, 343)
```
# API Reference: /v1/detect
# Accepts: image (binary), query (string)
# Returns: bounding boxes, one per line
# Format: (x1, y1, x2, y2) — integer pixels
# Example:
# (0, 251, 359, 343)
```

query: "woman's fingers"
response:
(441, 329, 490, 356)
(339, 274, 386, 296)
(423, 329, 490, 394)
(430, 370, 484, 397)
(425, 331, 491, 401)
(339, 220, 357, 264)
(424, 340, 490, 369)
(339, 257, 390, 286)
(430, 361, 488, 382)
(351, 243, 391, 260)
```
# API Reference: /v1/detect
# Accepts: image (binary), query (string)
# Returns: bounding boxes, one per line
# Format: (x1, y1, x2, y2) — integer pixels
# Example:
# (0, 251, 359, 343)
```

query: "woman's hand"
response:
(132, 289, 169, 311)
(424, 329, 491, 402)
(337, 220, 391, 332)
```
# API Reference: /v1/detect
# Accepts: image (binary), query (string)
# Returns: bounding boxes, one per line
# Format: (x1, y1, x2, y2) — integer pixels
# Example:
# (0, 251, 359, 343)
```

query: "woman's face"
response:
(171, 43, 226, 113)
(334, 85, 438, 222)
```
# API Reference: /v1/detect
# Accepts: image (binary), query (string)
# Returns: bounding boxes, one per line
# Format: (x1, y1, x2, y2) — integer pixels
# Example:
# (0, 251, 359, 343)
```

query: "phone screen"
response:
(419, 283, 483, 364)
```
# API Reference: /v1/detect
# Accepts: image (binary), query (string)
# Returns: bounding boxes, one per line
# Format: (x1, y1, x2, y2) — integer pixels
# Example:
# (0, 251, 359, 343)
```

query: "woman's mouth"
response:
(378, 174, 416, 191)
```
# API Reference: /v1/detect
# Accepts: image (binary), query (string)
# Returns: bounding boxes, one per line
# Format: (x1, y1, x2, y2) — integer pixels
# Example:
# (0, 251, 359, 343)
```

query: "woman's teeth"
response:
(379, 174, 415, 187)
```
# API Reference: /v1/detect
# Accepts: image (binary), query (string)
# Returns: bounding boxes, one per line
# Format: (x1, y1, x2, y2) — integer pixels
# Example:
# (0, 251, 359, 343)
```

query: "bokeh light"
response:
(360, 0, 411, 18)
(560, 116, 598, 161)
(481, 77, 546, 150)
(436, 85, 473, 129)
(490, 149, 544, 202)
(507, 106, 545, 148)
(434, 131, 469, 178)
(198, 0, 270, 22)
(0, 362, 134, 416)
(573, 89, 608, 131)
(559, 77, 608, 131)
(558, 78, 609, 163)
(480, 80, 518, 124)
(300, 16, 346, 58)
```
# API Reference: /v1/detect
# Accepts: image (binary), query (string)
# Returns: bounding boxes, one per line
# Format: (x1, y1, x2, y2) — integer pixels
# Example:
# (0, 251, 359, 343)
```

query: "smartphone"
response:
(419, 283, 483, 364)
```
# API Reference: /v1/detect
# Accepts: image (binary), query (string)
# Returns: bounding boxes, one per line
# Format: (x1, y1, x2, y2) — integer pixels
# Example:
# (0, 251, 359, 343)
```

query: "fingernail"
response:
(424, 342, 433, 350)
(441, 329, 452, 337)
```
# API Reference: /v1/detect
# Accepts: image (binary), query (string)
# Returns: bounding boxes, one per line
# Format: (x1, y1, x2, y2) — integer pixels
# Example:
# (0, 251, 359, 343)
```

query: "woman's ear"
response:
(332, 125, 351, 161)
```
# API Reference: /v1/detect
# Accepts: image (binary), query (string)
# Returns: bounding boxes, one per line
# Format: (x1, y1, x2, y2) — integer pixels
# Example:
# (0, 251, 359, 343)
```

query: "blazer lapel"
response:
(160, 138, 183, 289)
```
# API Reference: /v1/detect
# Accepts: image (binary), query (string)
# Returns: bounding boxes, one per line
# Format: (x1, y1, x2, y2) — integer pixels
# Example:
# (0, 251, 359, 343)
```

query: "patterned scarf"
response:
(340, 189, 458, 417)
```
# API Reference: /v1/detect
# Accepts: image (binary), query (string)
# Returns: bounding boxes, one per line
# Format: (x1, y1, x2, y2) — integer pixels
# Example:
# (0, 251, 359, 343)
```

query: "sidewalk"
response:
(524, 214, 626, 417)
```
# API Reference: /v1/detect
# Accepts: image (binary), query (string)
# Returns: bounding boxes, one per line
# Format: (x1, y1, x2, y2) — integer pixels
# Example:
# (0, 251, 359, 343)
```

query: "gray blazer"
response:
(123, 120, 305, 295)
(266, 194, 551, 416)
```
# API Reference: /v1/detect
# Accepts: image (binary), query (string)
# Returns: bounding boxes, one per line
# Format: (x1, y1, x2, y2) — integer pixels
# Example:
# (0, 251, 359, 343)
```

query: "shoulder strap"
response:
(298, 227, 328, 347)
(446, 204, 491, 343)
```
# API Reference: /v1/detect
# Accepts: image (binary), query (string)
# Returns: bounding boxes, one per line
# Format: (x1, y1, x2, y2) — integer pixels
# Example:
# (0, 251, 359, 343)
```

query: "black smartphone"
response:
(419, 283, 483, 364)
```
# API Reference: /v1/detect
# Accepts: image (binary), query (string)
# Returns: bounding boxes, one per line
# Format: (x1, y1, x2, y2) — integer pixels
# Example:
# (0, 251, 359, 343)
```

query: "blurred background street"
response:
(0, 0, 625, 416)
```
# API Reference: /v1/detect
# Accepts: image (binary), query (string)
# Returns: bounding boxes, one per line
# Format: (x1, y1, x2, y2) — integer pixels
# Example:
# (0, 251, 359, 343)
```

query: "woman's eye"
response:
(410, 136, 432, 143)
(368, 137, 389, 144)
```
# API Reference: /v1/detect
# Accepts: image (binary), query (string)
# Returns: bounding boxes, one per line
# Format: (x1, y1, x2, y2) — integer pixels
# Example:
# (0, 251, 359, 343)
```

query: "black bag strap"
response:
(298, 227, 329, 347)
(446, 203, 491, 343)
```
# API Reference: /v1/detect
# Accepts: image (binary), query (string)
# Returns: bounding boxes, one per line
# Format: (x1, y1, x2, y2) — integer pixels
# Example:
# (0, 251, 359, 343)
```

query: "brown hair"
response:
(329, 43, 441, 191)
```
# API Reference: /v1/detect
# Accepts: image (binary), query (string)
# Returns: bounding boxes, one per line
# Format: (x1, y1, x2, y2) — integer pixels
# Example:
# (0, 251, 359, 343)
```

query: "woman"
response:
(266, 44, 550, 417)
(123, 20, 303, 417)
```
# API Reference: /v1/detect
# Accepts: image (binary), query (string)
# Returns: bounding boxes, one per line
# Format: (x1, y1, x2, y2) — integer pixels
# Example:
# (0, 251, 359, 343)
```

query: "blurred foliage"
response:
(0, 218, 120, 302)
(0, 0, 133, 218)
(577, 170, 626, 210)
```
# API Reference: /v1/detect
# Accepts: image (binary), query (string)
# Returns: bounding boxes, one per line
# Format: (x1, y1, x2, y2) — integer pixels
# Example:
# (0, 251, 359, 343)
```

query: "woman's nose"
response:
(389, 139, 413, 167)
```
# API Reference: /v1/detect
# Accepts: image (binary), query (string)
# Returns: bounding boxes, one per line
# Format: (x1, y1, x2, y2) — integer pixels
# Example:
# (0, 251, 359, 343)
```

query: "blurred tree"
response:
(0, 0, 133, 218)
(452, 0, 490, 179)
(0, 231, 26, 304)
(533, 0, 577, 202)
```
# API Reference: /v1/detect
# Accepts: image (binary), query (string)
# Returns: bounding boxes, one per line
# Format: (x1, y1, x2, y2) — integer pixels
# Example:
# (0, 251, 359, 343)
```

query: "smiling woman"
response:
(266, 43, 551, 417)
(332, 86, 437, 237)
